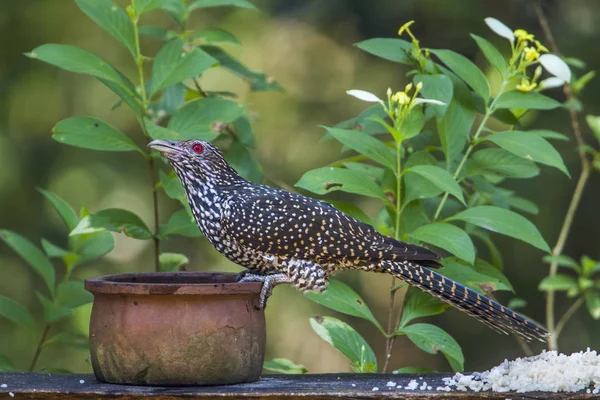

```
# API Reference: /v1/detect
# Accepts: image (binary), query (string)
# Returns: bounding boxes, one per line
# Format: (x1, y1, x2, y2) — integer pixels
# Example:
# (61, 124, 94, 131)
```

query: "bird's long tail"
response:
(381, 260, 549, 342)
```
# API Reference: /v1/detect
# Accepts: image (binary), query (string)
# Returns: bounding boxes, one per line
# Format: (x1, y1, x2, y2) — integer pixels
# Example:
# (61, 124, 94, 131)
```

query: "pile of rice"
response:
(442, 349, 600, 393)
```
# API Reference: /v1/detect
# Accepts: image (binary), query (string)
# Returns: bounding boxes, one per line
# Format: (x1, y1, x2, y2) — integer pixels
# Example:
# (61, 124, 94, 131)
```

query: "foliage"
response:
(26, 0, 280, 274)
(0, 191, 112, 372)
(1, 0, 277, 372)
(291, 17, 596, 372)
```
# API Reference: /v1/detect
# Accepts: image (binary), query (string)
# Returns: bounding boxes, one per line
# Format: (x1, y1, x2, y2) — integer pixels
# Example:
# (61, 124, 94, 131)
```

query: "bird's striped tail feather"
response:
(382, 260, 549, 342)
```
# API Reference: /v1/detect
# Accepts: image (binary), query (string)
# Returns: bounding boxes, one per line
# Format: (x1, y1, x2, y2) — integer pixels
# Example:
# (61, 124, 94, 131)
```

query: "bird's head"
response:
(148, 139, 240, 184)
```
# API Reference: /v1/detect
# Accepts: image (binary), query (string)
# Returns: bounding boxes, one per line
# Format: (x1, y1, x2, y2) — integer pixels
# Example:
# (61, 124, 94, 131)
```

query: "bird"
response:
(148, 138, 549, 342)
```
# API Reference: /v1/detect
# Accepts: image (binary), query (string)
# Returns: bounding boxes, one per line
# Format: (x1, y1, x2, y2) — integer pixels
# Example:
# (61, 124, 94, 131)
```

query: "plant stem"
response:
(382, 142, 405, 373)
(433, 82, 506, 221)
(555, 296, 585, 339)
(131, 0, 160, 272)
(29, 324, 50, 372)
(533, 0, 592, 351)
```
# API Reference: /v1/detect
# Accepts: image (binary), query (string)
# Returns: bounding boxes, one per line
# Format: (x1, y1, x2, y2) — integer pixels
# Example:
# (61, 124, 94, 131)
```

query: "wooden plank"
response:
(0, 372, 594, 399)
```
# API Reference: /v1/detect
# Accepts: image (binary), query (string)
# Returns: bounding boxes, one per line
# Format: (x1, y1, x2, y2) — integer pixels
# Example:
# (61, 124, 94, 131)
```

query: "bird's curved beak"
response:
(148, 139, 182, 155)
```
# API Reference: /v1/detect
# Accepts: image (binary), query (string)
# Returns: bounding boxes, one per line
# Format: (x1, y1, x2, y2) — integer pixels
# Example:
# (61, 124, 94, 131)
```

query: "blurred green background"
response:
(1, 0, 599, 374)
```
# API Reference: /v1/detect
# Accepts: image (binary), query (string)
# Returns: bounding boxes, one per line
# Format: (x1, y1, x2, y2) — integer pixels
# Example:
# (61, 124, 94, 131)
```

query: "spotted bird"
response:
(149, 139, 549, 342)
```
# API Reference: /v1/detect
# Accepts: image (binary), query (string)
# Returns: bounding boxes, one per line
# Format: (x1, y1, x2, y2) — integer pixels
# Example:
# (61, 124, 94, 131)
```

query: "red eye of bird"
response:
(192, 143, 203, 153)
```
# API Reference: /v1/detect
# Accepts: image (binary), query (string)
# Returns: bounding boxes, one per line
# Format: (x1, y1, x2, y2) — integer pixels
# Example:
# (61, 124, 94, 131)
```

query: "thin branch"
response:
(132, 0, 160, 272)
(555, 296, 585, 339)
(29, 325, 50, 372)
(382, 279, 398, 373)
(533, 0, 592, 351)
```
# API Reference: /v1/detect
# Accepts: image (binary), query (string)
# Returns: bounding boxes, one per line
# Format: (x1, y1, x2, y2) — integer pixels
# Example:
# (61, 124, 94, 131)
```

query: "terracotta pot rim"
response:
(85, 271, 262, 296)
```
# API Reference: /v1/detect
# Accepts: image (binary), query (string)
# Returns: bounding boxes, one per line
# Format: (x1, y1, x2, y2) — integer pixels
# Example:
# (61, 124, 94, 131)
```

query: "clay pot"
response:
(84, 272, 266, 386)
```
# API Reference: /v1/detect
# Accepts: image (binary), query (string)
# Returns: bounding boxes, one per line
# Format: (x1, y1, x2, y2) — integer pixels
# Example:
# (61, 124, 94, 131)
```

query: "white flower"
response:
(484, 17, 514, 43)
(414, 98, 446, 106)
(539, 77, 566, 90)
(539, 54, 572, 83)
(346, 89, 383, 103)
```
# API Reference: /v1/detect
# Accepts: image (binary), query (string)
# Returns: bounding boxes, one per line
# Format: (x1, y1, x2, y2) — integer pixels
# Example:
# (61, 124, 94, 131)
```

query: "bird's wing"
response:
(222, 186, 440, 265)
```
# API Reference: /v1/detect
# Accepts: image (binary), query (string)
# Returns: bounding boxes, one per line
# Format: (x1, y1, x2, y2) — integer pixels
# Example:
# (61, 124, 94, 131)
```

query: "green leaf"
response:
(542, 255, 581, 272)
(75, 0, 136, 58)
(465, 148, 540, 179)
(0, 230, 55, 296)
(354, 38, 413, 64)
(52, 117, 141, 153)
(327, 201, 371, 225)
(538, 274, 578, 291)
(405, 165, 465, 205)
(399, 323, 464, 372)
(0, 354, 17, 372)
(431, 49, 490, 102)
(38, 189, 79, 230)
(0, 296, 35, 328)
(202, 46, 283, 92)
(586, 115, 600, 143)
(414, 74, 453, 118)
(304, 279, 383, 332)
(41, 239, 69, 259)
(399, 288, 449, 328)
(436, 76, 476, 165)
(585, 292, 600, 320)
(159, 209, 201, 238)
(263, 358, 308, 374)
(224, 142, 263, 183)
(324, 127, 396, 171)
(189, 28, 240, 46)
(495, 90, 562, 110)
(168, 97, 244, 140)
(135, 0, 172, 14)
(75, 231, 115, 264)
(36, 292, 72, 323)
(334, 104, 387, 135)
(447, 206, 550, 252)
(441, 257, 514, 293)
(470, 34, 507, 78)
(409, 223, 475, 264)
(403, 151, 443, 204)
(295, 167, 386, 200)
(70, 209, 152, 240)
(150, 39, 218, 96)
(189, 0, 256, 10)
(43, 332, 89, 350)
(508, 298, 527, 310)
(27, 44, 129, 87)
(159, 170, 187, 205)
(56, 280, 94, 309)
(484, 131, 569, 176)
(309, 316, 377, 373)
(159, 253, 189, 272)
(399, 108, 426, 140)
(26, 44, 139, 111)
(146, 120, 181, 142)
(527, 129, 570, 141)
(507, 196, 539, 215)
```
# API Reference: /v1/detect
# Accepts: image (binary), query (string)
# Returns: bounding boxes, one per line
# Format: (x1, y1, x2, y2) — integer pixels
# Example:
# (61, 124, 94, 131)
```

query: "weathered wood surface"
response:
(0, 372, 595, 400)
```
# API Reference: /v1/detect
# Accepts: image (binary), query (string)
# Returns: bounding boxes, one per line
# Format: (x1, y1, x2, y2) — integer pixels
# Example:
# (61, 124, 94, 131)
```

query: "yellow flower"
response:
(404, 83, 413, 93)
(514, 29, 534, 42)
(516, 78, 537, 92)
(523, 47, 540, 62)
(398, 21, 415, 36)
(535, 40, 549, 53)
(392, 91, 411, 105)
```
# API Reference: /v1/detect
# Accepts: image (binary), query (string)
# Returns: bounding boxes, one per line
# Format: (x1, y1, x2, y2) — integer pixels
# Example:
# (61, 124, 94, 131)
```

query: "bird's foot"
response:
(237, 272, 291, 309)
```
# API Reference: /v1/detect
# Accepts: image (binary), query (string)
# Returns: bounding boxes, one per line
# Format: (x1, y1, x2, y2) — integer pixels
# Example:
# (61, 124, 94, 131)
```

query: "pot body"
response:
(85, 272, 265, 386)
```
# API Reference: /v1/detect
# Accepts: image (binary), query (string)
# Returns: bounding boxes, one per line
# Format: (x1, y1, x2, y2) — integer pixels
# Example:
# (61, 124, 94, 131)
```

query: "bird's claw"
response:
(237, 272, 289, 310)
